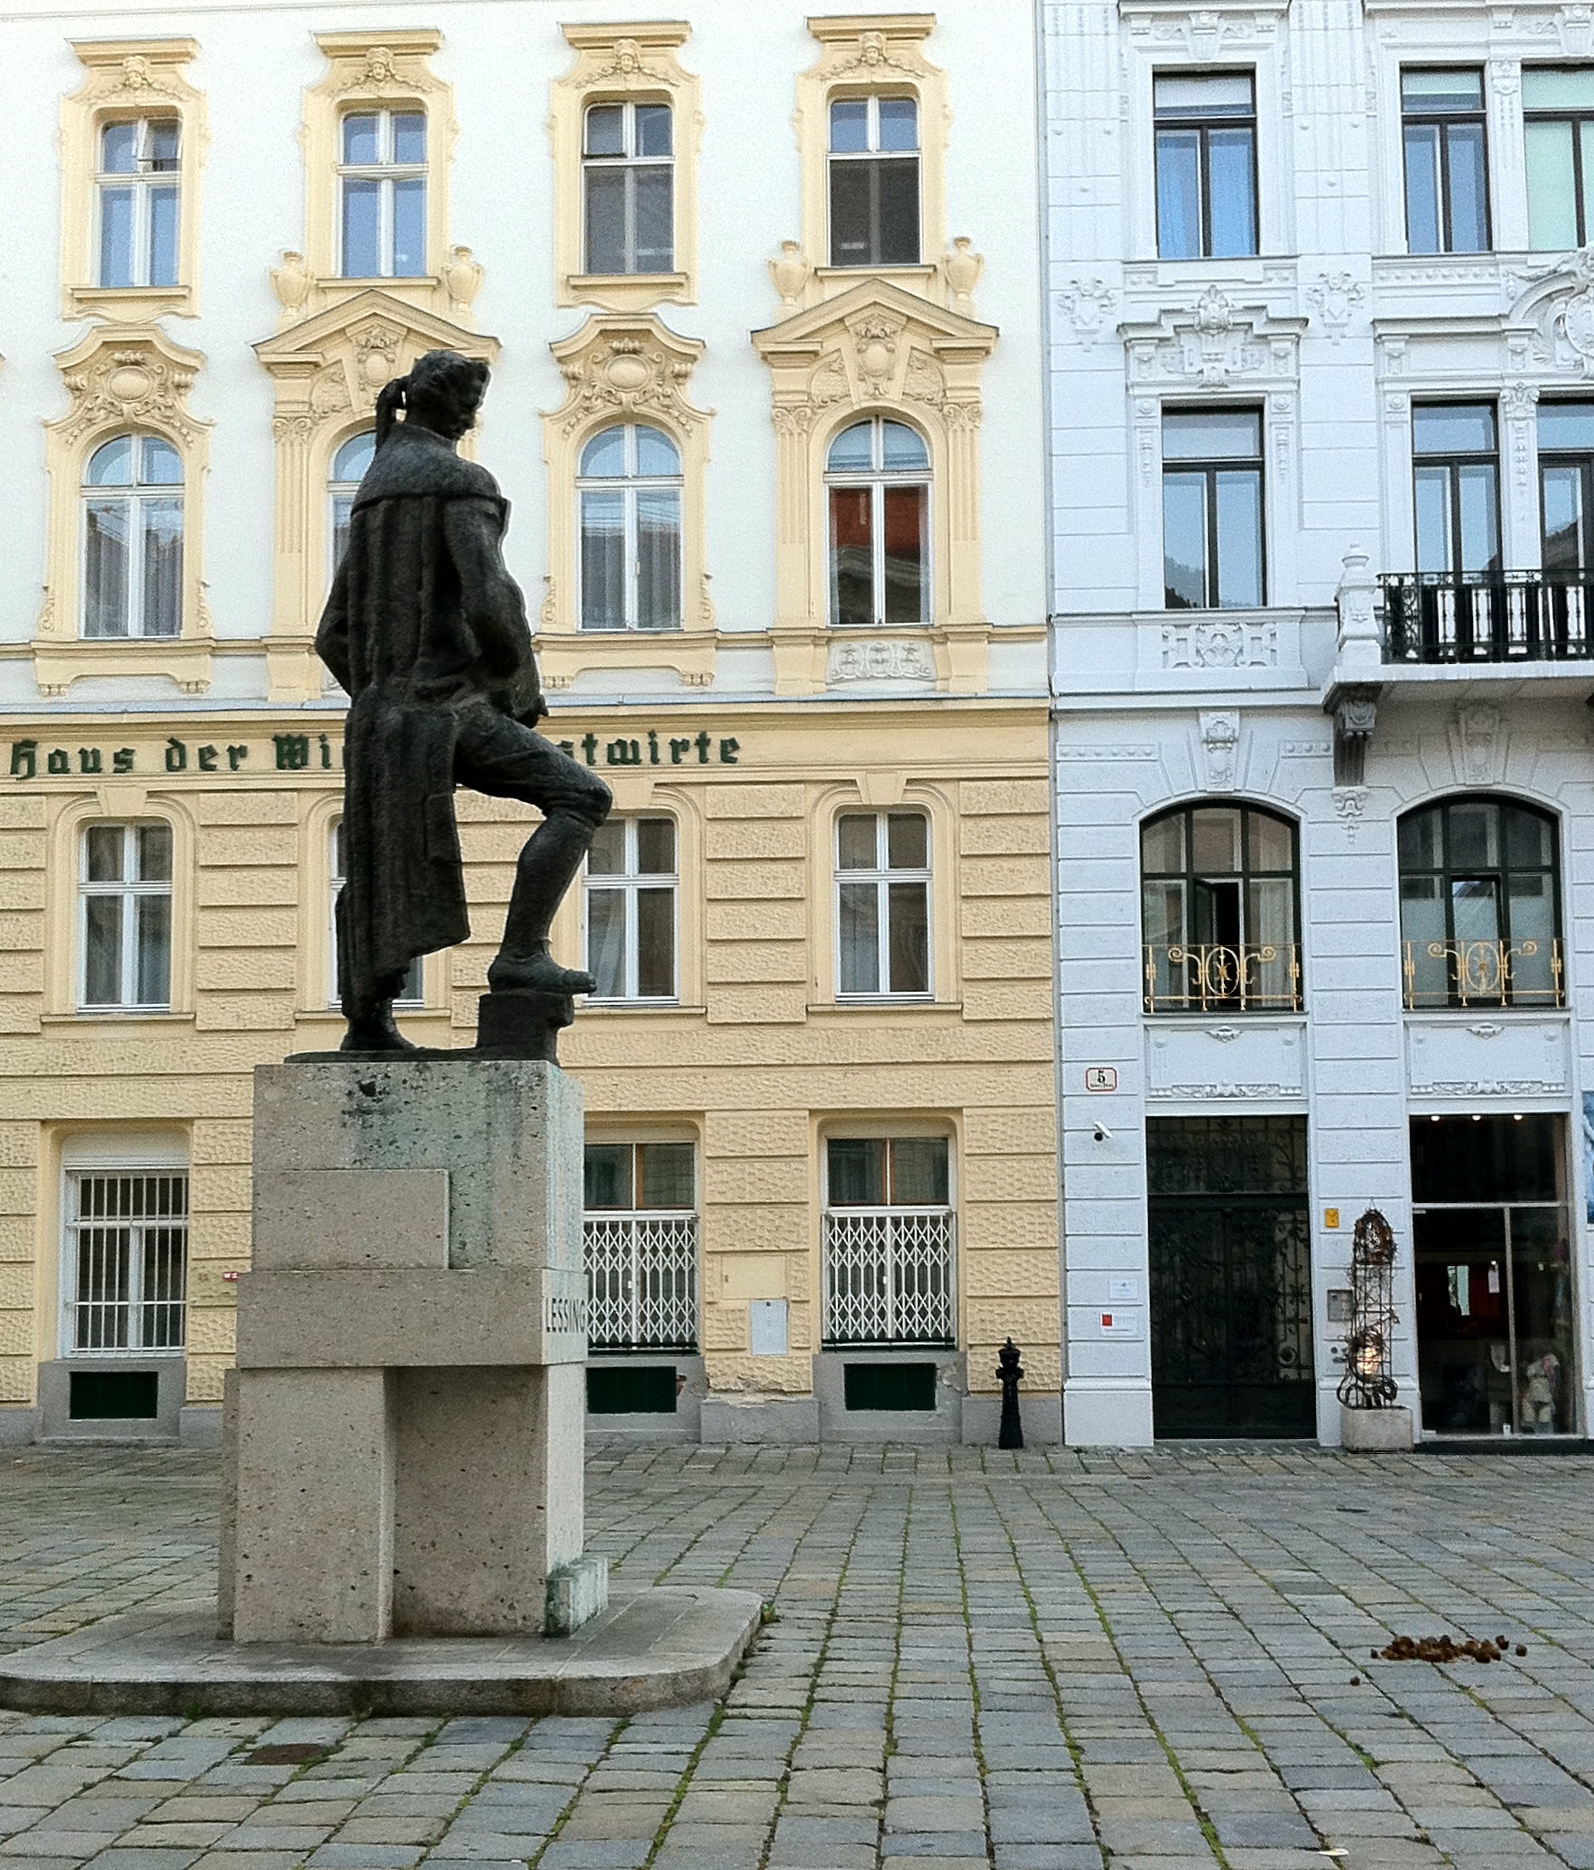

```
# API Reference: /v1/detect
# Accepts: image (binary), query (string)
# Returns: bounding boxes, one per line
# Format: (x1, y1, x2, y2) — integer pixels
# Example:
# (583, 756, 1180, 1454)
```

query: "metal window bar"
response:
(1143, 942, 1302, 1014)
(822, 1206, 955, 1346)
(584, 1212, 698, 1350)
(69, 1173, 187, 1353)
(1401, 937, 1564, 1009)
(1381, 571, 1594, 662)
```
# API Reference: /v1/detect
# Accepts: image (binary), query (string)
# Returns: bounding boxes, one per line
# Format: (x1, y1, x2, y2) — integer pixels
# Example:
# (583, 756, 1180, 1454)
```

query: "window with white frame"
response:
(1153, 74, 1257, 260)
(826, 419, 931, 628)
(339, 109, 426, 278)
(330, 821, 422, 1006)
(579, 425, 683, 632)
(822, 1135, 954, 1346)
(329, 431, 375, 578)
(79, 823, 172, 1013)
(64, 1160, 187, 1353)
(82, 434, 183, 640)
(97, 116, 180, 288)
(828, 95, 920, 266)
(583, 101, 674, 274)
(583, 1140, 697, 1350)
(835, 810, 931, 999)
(584, 817, 677, 1002)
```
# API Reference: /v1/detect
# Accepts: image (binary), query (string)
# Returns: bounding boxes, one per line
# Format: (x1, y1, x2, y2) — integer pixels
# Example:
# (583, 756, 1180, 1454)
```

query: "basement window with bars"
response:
(583, 1141, 698, 1351)
(822, 1136, 954, 1347)
(63, 1166, 187, 1353)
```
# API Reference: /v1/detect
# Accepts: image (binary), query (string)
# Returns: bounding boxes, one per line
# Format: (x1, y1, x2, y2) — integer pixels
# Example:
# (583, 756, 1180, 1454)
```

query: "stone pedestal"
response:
(219, 1058, 606, 1645)
(1339, 1402, 1414, 1452)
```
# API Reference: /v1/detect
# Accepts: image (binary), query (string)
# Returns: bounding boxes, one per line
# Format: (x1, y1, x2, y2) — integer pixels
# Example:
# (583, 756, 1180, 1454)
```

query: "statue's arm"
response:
(445, 497, 542, 718)
(315, 549, 354, 693)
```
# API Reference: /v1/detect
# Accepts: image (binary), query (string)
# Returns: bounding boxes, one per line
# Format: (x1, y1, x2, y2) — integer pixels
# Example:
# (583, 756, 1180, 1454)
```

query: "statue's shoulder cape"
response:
(352, 422, 501, 510)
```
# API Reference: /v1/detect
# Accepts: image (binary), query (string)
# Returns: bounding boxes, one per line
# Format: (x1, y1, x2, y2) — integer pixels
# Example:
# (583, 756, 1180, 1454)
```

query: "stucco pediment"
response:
(1119, 286, 1306, 390)
(753, 280, 996, 423)
(254, 289, 499, 434)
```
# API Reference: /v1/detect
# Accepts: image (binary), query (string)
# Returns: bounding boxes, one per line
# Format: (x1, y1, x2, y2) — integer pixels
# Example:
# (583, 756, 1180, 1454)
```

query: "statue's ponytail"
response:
(375, 374, 410, 447)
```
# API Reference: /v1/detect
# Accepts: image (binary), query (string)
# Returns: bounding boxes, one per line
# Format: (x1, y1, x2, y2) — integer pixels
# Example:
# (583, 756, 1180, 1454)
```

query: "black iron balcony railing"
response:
(1381, 571, 1594, 663)
(1143, 942, 1303, 1015)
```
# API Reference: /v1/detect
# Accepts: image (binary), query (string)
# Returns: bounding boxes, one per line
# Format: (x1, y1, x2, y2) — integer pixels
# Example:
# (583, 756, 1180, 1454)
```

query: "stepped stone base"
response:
(0, 1586, 762, 1717)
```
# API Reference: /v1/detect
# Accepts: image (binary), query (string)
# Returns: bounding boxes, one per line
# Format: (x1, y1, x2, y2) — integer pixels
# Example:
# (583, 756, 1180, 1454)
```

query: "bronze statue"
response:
(316, 350, 611, 1056)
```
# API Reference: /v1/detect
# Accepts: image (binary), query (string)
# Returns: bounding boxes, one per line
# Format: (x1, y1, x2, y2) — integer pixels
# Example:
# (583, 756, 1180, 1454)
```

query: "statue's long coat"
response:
(315, 421, 535, 1000)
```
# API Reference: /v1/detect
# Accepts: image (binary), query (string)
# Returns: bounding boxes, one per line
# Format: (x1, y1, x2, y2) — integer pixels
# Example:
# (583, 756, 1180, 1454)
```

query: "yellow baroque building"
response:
(0, 0, 1057, 1444)
(0, 695, 1059, 1444)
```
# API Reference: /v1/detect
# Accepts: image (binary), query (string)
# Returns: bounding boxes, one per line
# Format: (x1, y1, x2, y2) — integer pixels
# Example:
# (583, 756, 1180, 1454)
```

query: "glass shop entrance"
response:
(1413, 1114, 1577, 1437)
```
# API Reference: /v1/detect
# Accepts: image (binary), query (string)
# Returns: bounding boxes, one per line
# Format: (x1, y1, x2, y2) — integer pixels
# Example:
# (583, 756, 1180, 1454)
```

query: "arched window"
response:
(83, 434, 183, 640)
(339, 109, 426, 278)
(578, 425, 682, 632)
(329, 431, 375, 576)
(97, 116, 180, 288)
(1398, 797, 1563, 1007)
(1142, 803, 1300, 1013)
(826, 418, 930, 628)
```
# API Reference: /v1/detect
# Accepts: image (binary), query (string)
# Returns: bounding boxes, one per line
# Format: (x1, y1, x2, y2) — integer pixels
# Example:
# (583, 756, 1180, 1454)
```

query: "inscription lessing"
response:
(544, 1293, 588, 1335)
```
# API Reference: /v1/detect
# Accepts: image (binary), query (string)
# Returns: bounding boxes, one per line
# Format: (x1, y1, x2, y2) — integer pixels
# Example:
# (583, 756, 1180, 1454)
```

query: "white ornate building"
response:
(1046, 0, 1594, 1445)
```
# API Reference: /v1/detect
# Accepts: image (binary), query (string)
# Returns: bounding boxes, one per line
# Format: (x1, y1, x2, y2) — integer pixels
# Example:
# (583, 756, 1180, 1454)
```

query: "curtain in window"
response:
(635, 488, 681, 630)
(580, 490, 626, 631)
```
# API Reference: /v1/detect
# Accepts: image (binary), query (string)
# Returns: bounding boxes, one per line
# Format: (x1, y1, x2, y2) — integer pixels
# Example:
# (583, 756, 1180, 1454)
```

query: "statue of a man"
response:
(316, 349, 612, 1053)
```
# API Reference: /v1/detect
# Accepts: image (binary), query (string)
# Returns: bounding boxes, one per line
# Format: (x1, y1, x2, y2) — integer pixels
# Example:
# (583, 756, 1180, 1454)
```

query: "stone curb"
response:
(0, 1586, 763, 1717)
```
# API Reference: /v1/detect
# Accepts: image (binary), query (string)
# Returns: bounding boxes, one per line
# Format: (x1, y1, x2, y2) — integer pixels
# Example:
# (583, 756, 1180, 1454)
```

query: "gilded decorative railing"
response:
(1143, 942, 1302, 1014)
(1402, 937, 1564, 1009)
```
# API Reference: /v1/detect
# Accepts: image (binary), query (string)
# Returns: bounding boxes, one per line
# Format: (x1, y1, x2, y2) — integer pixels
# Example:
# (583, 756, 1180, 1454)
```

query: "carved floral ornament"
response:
(254, 290, 499, 441)
(52, 329, 208, 450)
(548, 319, 709, 439)
(758, 289, 993, 437)
(1122, 288, 1305, 390)
(72, 38, 201, 112)
(326, 38, 437, 99)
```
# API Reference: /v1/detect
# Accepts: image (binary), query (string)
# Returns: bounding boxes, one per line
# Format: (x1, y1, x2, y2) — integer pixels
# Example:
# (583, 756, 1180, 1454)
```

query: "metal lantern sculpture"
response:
(1337, 1206, 1399, 1409)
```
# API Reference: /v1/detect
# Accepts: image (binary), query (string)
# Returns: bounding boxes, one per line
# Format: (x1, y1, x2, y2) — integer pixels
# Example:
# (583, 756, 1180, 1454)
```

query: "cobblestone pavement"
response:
(0, 1442, 1592, 1870)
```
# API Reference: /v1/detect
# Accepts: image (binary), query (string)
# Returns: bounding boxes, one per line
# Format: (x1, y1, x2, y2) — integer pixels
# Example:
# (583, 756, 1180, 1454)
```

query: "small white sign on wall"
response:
(1098, 1309, 1142, 1339)
(1109, 1278, 1140, 1303)
(750, 1299, 788, 1357)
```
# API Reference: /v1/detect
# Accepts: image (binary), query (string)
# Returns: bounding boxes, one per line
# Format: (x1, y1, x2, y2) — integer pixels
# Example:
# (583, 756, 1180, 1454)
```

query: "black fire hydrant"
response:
(997, 1338, 1024, 1449)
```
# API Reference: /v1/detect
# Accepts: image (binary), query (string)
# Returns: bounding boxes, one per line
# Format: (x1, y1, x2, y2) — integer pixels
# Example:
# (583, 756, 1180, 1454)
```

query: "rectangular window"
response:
(1539, 400, 1594, 572)
(79, 823, 172, 1012)
(822, 1136, 954, 1346)
(829, 95, 920, 267)
(1524, 69, 1594, 248)
(835, 811, 931, 999)
(65, 1168, 187, 1352)
(330, 822, 421, 1007)
(1403, 69, 1490, 254)
(1413, 402, 1500, 576)
(97, 117, 180, 289)
(1154, 74, 1257, 259)
(583, 1140, 697, 1350)
(584, 816, 678, 1002)
(1162, 409, 1265, 609)
(339, 110, 426, 279)
(583, 102, 674, 274)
